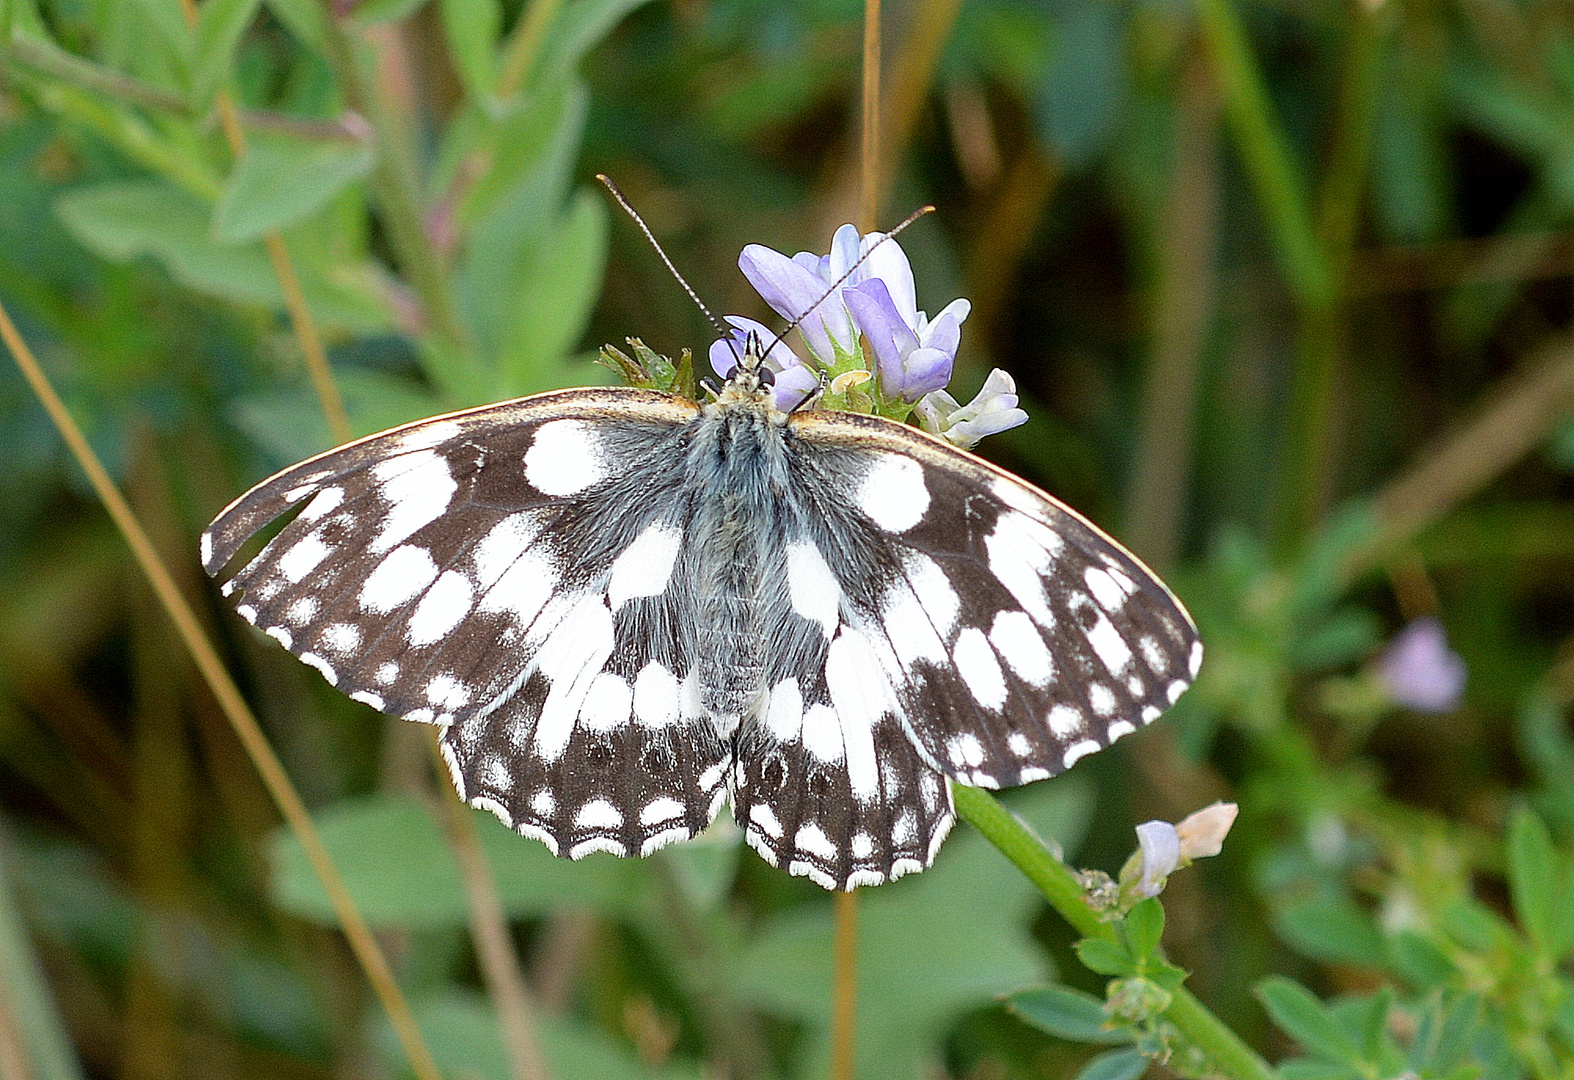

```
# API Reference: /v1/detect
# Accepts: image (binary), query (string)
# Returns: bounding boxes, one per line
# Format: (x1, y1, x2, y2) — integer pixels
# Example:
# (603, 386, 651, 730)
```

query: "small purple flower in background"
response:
(707, 316, 820, 412)
(737, 226, 866, 364)
(842, 276, 968, 401)
(1376, 616, 1466, 713)
(914, 369, 1029, 449)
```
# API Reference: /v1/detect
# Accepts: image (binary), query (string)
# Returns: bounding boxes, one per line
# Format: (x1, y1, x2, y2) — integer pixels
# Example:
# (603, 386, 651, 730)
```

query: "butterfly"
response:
(202, 337, 1201, 891)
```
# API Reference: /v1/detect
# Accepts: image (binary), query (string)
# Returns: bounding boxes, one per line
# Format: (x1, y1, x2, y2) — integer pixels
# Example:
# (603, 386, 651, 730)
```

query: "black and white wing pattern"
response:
(708, 410, 1200, 888)
(787, 410, 1201, 790)
(204, 384, 1201, 891)
(202, 389, 732, 859)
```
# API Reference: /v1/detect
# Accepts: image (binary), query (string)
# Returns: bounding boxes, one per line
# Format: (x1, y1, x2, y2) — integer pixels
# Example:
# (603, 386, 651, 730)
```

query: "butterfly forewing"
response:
(787, 411, 1201, 791)
(204, 389, 742, 857)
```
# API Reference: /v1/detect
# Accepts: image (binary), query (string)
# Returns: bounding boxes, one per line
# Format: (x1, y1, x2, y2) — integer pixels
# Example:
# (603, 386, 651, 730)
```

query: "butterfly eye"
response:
(757, 365, 776, 389)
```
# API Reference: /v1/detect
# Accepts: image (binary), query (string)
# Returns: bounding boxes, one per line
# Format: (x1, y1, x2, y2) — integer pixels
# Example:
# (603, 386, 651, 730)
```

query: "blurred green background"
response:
(1, 0, 1573, 1077)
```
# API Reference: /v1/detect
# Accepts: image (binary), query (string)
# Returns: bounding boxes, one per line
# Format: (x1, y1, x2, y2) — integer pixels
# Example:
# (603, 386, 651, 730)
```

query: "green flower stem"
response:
(1195, 0, 1330, 310)
(951, 783, 1113, 942)
(952, 784, 1278, 1080)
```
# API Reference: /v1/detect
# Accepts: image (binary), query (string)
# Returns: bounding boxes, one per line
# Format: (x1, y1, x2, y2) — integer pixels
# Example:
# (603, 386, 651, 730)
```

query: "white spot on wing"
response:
(322, 622, 360, 653)
(531, 595, 616, 762)
(952, 627, 1008, 711)
(478, 547, 554, 628)
(394, 420, 462, 453)
(1167, 679, 1188, 704)
(299, 486, 345, 523)
(264, 626, 294, 649)
(199, 531, 214, 569)
(351, 690, 385, 710)
(990, 610, 1053, 685)
(824, 631, 885, 799)
(1086, 612, 1134, 674)
(1062, 739, 1099, 768)
(426, 674, 471, 711)
(369, 451, 457, 554)
(277, 535, 332, 583)
(1088, 683, 1117, 716)
(575, 799, 623, 830)
(608, 523, 683, 611)
(407, 570, 475, 647)
(640, 797, 685, 827)
(360, 545, 439, 613)
(375, 661, 399, 685)
(749, 804, 783, 838)
(1048, 704, 1082, 738)
(786, 542, 841, 637)
(794, 822, 837, 860)
(801, 703, 844, 764)
(1107, 720, 1136, 741)
(1084, 566, 1134, 612)
(299, 652, 337, 685)
(580, 671, 632, 732)
(1189, 640, 1204, 676)
(855, 455, 930, 533)
(525, 419, 605, 496)
(532, 790, 556, 817)
(903, 551, 960, 637)
(632, 662, 680, 729)
(765, 678, 804, 742)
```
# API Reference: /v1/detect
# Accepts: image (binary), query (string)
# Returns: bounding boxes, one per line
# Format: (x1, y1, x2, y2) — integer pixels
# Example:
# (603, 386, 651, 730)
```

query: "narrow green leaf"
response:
(441, 0, 501, 102)
(496, 187, 607, 394)
(1507, 806, 1565, 959)
(1418, 993, 1481, 1075)
(191, 0, 263, 110)
(123, 0, 195, 90)
(212, 131, 373, 242)
(1009, 986, 1131, 1045)
(263, 0, 328, 52)
(1276, 896, 1385, 966)
(1256, 976, 1360, 1063)
(1075, 938, 1134, 977)
(1072, 1047, 1148, 1080)
(1123, 898, 1164, 961)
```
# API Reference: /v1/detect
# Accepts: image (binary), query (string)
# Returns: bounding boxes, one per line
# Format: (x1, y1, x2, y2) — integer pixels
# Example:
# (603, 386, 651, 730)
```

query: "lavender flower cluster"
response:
(709, 224, 1027, 448)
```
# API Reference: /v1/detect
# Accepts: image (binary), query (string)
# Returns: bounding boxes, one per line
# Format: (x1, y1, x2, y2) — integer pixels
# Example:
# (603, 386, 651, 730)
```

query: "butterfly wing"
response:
(784, 409, 1201, 792)
(202, 388, 731, 858)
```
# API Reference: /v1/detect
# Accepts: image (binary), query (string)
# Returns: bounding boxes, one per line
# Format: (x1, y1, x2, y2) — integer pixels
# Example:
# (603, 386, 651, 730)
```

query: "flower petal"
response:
(739, 245, 852, 362)
(1376, 616, 1467, 713)
(1133, 821, 1181, 898)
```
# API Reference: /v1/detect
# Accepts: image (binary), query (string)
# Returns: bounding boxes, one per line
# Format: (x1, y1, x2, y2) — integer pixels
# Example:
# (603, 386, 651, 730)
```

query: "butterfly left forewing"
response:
(787, 410, 1202, 791)
(202, 389, 737, 857)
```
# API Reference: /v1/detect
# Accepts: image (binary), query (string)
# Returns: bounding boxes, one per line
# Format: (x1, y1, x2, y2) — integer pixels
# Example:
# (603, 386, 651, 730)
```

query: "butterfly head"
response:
(706, 329, 784, 413)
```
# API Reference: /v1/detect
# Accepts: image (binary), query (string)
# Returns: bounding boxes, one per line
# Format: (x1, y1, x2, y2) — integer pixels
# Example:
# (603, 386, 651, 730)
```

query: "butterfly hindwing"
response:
(786, 410, 1202, 790)
(204, 389, 734, 856)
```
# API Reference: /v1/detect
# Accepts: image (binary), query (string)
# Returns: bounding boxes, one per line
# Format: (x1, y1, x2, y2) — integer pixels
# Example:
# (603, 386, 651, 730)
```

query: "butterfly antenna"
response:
(598, 175, 737, 355)
(765, 204, 934, 362)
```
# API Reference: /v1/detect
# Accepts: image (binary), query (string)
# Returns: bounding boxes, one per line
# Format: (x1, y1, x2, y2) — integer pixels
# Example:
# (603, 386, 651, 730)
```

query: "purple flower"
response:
(913, 369, 1028, 449)
(737, 224, 972, 401)
(843, 277, 964, 401)
(1376, 616, 1466, 713)
(707, 316, 820, 411)
(1131, 820, 1181, 899)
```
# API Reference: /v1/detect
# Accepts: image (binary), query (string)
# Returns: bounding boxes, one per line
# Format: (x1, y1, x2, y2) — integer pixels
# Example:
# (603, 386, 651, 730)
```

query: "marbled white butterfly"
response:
(202, 229, 1200, 892)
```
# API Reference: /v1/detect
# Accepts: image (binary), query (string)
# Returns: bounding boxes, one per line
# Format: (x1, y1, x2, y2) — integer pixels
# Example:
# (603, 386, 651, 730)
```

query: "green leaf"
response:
(190, 0, 263, 110)
(527, 0, 657, 96)
(1074, 939, 1133, 977)
(263, 0, 328, 51)
(1122, 898, 1164, 961)
(212, 131, 373, 243)
(1410, 993, 1480, 1075)
(494, 186, 607, 395)
(441, 0, 501, 103)
(733, 778, 1093, 1080)
(377, 992, 705, 1080)
(1276, 896, 1386, 966)
(232, 368, 445, 462)
(122, 0, 195, 91)
(54, 179, 386, 331)
(1072, 1047, 1148, 1080)
(1507, 806, 1568, 960)
(1009, 986, 1131, 1045)
(1256, 977, 1360, 1063)
(269, 794, 649, 928)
